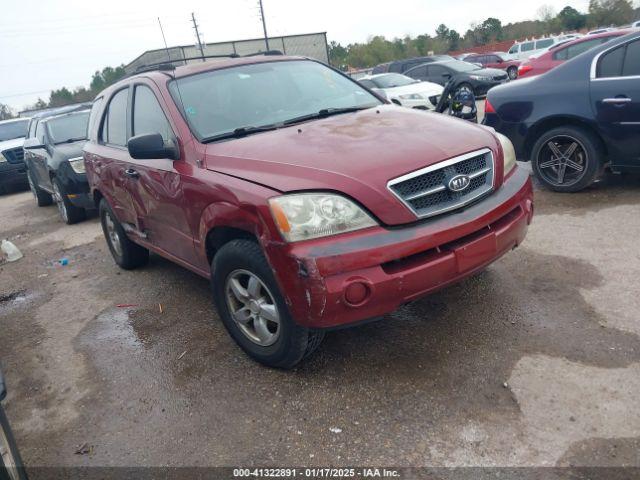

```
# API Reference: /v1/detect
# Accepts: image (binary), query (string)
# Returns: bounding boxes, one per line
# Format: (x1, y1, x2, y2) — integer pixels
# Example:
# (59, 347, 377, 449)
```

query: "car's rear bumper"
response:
(0, 162, 28, 189)
(482, 114, 529, 160)
(267, 166, 533, 329)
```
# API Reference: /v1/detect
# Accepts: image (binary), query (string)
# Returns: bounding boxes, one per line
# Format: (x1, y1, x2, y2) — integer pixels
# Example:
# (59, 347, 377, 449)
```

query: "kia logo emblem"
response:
(448, 174, 471, 192)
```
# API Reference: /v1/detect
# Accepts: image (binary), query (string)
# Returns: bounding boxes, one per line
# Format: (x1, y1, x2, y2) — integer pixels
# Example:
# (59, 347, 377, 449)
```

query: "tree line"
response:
(330, 0, 639, 69)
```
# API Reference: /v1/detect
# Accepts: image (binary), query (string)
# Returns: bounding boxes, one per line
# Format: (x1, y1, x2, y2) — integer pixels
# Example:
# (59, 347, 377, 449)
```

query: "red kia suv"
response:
(84, 56, 533, 368)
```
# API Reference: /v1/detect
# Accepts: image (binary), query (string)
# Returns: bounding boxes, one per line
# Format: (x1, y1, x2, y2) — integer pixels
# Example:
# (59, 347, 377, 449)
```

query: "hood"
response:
(0, 137, 25, 152)
(52, 140, 86, 161)
(383, 81, 444, 96)
(205, 106, 501, 226)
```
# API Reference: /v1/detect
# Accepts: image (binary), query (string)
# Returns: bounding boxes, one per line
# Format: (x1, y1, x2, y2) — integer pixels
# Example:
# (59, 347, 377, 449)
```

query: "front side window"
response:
(103, 88, 129, 146)
(132, 85, 173, 141)
(169, 60, 381, 142)
(0, 119, 29, 142)
(508, 45, 518, 54)
(47, 112, 90, 144)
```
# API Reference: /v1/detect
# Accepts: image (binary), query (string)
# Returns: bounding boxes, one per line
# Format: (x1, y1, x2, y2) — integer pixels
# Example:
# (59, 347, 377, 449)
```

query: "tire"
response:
(99, 198, 149, 270)
(27, 170, 52, 207)
(531, 126, 603, 192)
(507, 66, 518, 80)
(0, 406, 28, 480)
(52, 178, 85, 225)
(211, 240, 324, 369)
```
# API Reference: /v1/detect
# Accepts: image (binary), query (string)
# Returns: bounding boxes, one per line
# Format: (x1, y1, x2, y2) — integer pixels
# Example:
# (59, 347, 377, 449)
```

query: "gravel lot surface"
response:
(1, 167, 639, 471)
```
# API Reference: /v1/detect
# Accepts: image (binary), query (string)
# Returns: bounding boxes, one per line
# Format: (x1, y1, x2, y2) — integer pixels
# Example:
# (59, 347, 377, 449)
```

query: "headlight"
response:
(68, 157, 86, 174)
(269, 193, 377, 242)
(0, 152, 6, 163)
(469, 75, 491, 81)
(496, 133, 517, 175)
(399, 93, 422, 100)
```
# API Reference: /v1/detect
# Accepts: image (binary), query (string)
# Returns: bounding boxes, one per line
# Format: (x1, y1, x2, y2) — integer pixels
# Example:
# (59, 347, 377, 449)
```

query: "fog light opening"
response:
(343, 280, 372, 307)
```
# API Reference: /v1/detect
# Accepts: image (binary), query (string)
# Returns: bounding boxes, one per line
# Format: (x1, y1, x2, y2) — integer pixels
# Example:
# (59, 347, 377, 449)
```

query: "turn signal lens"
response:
(518, 65, 533, 76)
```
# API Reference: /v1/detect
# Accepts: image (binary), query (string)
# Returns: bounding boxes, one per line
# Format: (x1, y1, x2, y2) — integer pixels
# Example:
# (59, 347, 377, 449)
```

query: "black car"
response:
(0, 118, 30, 195)
(484, 31, 640, 192)
(372, 55, 454, 75)
(0, 369, 28, 480)
(23, 109, 93, 224)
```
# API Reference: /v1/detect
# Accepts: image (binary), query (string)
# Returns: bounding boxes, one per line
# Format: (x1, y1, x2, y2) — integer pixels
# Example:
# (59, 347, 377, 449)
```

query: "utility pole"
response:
(258, 0, 270, 51)
(191, 12, 205, 61)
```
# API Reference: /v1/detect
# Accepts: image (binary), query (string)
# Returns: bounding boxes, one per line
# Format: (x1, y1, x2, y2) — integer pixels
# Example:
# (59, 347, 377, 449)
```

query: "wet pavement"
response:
(0, 169, 639, 469)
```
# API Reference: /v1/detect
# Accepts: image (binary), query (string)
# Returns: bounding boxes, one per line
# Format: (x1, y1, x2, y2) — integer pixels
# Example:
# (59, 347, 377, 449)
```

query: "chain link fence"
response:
(125, 32, 328, 74)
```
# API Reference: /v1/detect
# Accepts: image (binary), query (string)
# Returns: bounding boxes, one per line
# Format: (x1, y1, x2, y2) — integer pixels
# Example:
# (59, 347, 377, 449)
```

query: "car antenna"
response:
(157, 17, 172, 64)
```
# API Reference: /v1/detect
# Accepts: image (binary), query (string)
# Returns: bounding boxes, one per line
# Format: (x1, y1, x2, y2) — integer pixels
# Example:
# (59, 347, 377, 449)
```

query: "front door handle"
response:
(124, 168, 140, 179)
(602, 97, 632, 104)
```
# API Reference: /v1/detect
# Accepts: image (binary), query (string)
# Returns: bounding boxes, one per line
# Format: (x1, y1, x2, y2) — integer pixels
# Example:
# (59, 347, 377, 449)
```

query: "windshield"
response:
(47, 112, 90, 143)
(169, 60, 381, 141)
(372, 74, 417, 88)
(0, 120, 29, 142)
(445, 61, 481, 73)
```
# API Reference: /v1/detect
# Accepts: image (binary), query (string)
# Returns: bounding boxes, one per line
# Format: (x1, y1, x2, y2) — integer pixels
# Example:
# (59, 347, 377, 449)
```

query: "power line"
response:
(191, 12, 205, 61)
(258, 0, 270, 50)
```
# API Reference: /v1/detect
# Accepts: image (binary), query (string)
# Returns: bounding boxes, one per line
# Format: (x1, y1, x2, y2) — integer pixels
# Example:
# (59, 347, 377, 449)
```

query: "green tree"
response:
(49, 87, 74, 107)
(558, 5, 588, 30)
(328, 41, 348, 68)
(0, 103, 15, 121)
(588, 0, 634, 27)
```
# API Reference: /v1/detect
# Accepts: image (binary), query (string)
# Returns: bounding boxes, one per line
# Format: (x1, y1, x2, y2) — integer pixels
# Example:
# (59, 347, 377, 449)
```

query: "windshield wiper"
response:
(282, 106, 373, 126)
(202, 125, 280, 143)
(54, 137, 86, 144)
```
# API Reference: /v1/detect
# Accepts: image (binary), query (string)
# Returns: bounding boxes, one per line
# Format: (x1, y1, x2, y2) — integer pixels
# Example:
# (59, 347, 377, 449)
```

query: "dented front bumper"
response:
(266, 166, 534, 329)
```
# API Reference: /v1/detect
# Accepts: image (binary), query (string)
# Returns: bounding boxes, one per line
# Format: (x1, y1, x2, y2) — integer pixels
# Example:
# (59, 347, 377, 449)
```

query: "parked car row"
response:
(484, 30, 640, 191)
(0, 118, 29, 195)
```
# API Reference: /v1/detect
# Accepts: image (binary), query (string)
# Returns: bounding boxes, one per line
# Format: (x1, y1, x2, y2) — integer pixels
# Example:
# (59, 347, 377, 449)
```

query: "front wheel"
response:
(212, 240, 324, 369)
(52, 178, 85, 225)
(531, 126, 603, 192)
(99, 199, 149, 270)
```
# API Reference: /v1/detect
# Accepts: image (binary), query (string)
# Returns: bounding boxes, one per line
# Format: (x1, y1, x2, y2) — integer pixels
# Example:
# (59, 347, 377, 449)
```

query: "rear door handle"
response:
(602, 97, 632, 104)
(124, 168, 139, 179)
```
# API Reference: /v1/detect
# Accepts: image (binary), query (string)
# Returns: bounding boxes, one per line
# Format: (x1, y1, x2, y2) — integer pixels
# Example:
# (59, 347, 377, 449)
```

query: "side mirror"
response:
(127, 133, 179, 160)
(23, 138, 45, 150)
(0, 368, 6, 401)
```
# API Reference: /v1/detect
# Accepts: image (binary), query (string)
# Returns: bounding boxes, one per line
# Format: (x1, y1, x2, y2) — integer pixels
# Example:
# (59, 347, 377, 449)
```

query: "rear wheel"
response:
(27, 170, 52, 207)
(99, 198, 149, 269)
(52, 178, 85, 225)
(531, 126, 603, 192)
(212, 240, 324, 369)
(507, 66, 518, 80)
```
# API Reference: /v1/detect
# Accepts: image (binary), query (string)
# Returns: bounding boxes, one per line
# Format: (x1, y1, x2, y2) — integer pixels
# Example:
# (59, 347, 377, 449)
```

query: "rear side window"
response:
(103, 89, 128, 146)
(407, 65, 427, 79)
(554, 39, 600, 60)
(622, 40, 640, 77)
(536, 39, 554, 49)
(521, 42, 535, 52)
(132, 85, 173, 142)
(597, 45, 626, 78)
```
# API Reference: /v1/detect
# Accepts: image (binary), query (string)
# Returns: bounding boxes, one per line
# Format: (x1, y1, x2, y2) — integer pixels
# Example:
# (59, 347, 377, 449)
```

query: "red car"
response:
(518, 30, 630, 78)
(464, 52, 521, 80)
(84, 55, 533, 368)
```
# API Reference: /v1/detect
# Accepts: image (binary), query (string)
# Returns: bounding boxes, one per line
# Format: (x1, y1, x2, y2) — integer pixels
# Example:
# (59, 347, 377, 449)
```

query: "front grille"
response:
(387, 149, 494, 219)
(2, 147, 24, 164)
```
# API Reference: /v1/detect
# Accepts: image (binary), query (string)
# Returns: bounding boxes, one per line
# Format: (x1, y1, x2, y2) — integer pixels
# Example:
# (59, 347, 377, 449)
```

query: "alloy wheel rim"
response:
(537, 135, 588, 186)
(53, 183, 68, 222)
(508, 68, 517, 80)
(0, 423, 19, 480)
(104, 211, 123, 257)
(225, 269, 281, 346)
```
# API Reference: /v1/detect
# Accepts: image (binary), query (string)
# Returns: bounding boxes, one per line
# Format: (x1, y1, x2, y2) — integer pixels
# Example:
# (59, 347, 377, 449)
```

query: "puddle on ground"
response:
(91, 307, 145, 349)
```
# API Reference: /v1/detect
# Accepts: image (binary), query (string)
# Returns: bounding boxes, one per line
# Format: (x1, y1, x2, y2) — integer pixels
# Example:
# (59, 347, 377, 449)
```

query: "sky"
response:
(1, 0, 592, 112)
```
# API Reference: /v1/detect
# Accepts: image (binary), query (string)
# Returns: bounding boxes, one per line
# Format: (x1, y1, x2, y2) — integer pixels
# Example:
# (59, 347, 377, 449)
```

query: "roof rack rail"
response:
(131, 50, 284, 76)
